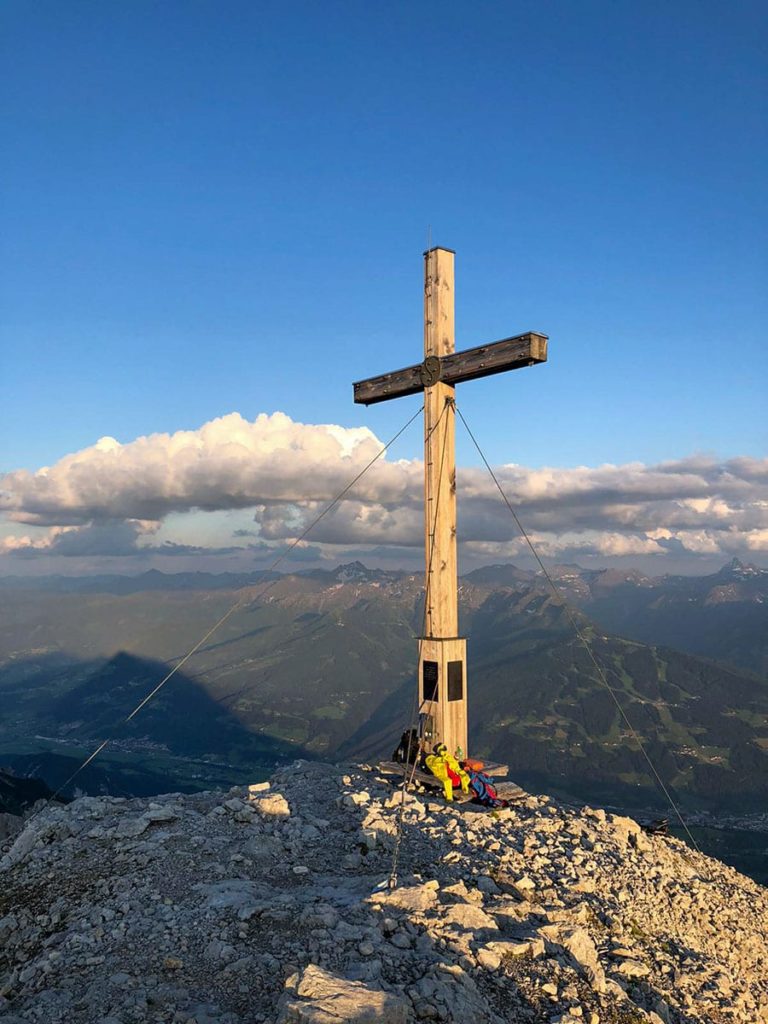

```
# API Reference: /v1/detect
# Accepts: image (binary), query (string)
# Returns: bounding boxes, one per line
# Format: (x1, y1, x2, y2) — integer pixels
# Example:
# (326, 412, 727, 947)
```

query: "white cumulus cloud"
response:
(1, 411, 766, 569)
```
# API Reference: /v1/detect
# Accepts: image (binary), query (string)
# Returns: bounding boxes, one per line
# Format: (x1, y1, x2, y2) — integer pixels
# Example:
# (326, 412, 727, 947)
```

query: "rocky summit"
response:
(0, 763, 766, 1024)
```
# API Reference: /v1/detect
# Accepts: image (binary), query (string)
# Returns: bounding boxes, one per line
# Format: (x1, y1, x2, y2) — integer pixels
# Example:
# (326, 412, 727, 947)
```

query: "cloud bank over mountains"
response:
(1, 411, 766, 573)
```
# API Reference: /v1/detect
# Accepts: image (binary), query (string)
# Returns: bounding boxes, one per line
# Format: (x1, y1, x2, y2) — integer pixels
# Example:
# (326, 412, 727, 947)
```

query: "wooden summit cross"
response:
(353, 247, 547, 759)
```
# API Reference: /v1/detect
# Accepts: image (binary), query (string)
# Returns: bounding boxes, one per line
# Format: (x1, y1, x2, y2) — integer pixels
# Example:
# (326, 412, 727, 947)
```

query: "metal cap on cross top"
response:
(352, 247, 548, 759)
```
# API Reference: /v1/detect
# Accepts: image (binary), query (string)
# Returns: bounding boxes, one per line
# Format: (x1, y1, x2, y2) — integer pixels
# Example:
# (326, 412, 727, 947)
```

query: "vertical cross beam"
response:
(352, 248, 547, 762)
(419, 247, 467, 758)
(423, 247, 458, 638)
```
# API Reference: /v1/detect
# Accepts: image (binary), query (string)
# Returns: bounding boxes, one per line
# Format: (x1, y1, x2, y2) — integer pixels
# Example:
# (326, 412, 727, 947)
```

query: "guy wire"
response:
(29, 404, 425, 817)
(454, 402, 705, 863)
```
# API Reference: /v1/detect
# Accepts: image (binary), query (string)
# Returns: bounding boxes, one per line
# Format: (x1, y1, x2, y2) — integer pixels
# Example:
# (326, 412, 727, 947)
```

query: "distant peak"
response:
(333, 561, 373, 583)
(717, 557, 762, 579)
(462, 563, 531, 585)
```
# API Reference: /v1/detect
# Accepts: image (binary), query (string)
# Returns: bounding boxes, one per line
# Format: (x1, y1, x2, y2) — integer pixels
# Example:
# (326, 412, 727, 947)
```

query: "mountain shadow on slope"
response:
(3, 573, 767, 812)
(54, 651, 318, 760)
(336, 674, 414, 763)
(1, 751, 192, 804)
(2, 651, 315, 798)
(0, 768, 54, 815)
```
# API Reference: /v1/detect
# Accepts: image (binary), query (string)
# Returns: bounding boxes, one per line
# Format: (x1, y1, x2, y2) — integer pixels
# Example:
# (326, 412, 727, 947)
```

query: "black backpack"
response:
(392, 728, 420, 765)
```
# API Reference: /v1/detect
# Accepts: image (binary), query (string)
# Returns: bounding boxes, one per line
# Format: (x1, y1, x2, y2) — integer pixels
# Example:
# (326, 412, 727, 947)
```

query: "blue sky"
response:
(0, 1, 766, 573)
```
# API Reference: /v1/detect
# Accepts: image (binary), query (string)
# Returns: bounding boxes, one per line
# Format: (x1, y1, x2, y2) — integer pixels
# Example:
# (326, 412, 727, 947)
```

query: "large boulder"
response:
(440, 903, 498, 933)
(369, 881, 439, 915)
(538, 924, 606, 992)
(276, 965, 409, 1024)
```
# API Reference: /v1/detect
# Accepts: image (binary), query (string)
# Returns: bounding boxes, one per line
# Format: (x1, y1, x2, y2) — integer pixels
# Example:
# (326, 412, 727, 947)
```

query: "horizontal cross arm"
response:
(353, 331, 548, 406)
(441, 331, 548, 388)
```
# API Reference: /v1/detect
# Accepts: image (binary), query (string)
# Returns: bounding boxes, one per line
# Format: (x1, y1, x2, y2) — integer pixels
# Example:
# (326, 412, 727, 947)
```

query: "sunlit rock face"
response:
(1, 762, 767, 1023)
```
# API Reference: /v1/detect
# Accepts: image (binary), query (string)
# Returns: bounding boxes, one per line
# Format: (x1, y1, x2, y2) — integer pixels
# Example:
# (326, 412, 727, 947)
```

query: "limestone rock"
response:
(476, 948, 501, 970)
(252, 793, 290, 818)
(370, 883, 438, 915)
(276, 964, 409, 1023)
(146, 806, 178, 823)
(484, 938, 540, 960)
(440, 902, 498, 933)
(613, 958, 651, 979)
(538, 925, 606, 993)
(115, 815, 151, 838)
(0, 822, 42, 870)
(0, 762, 765, 1024)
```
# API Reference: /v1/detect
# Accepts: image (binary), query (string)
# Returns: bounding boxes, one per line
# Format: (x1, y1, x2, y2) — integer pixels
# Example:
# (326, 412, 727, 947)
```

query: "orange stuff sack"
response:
(462, 758, 484, 772)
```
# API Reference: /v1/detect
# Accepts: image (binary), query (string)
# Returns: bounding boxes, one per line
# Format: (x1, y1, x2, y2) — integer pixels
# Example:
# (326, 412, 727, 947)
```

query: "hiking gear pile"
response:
(421, 743, 508, 808)
(390, 731, 509, 809)
(424, 743, 470, 802)
(466, 768, 505, 808)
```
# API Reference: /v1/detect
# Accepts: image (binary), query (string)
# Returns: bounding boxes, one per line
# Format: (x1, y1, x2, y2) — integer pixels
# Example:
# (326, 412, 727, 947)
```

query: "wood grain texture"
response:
(352, 332, 547, 405)
(440, 332, 547, 385)
(419, 250, 467, 758)
(423, 249, 458, 642)
(418, 637, 468, 759)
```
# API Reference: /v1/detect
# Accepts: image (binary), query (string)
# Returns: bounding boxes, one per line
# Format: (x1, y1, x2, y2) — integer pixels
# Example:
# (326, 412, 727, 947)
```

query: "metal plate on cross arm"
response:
(420, 355, 442, 387)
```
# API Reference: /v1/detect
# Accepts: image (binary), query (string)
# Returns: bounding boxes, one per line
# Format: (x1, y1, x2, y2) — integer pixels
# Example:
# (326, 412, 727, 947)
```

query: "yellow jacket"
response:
(425, 752, 470, 801)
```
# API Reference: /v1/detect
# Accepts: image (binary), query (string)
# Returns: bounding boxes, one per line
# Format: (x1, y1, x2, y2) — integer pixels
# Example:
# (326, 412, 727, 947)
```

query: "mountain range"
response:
(1, 559, 766, 814)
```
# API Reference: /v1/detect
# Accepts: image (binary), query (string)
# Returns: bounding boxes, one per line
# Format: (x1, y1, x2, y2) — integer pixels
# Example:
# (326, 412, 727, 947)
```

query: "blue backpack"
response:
(468, 770, 500, 807)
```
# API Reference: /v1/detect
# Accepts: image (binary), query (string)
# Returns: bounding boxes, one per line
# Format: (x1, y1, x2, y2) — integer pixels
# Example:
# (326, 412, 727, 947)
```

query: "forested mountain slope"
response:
(1, 565, 766, 811)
